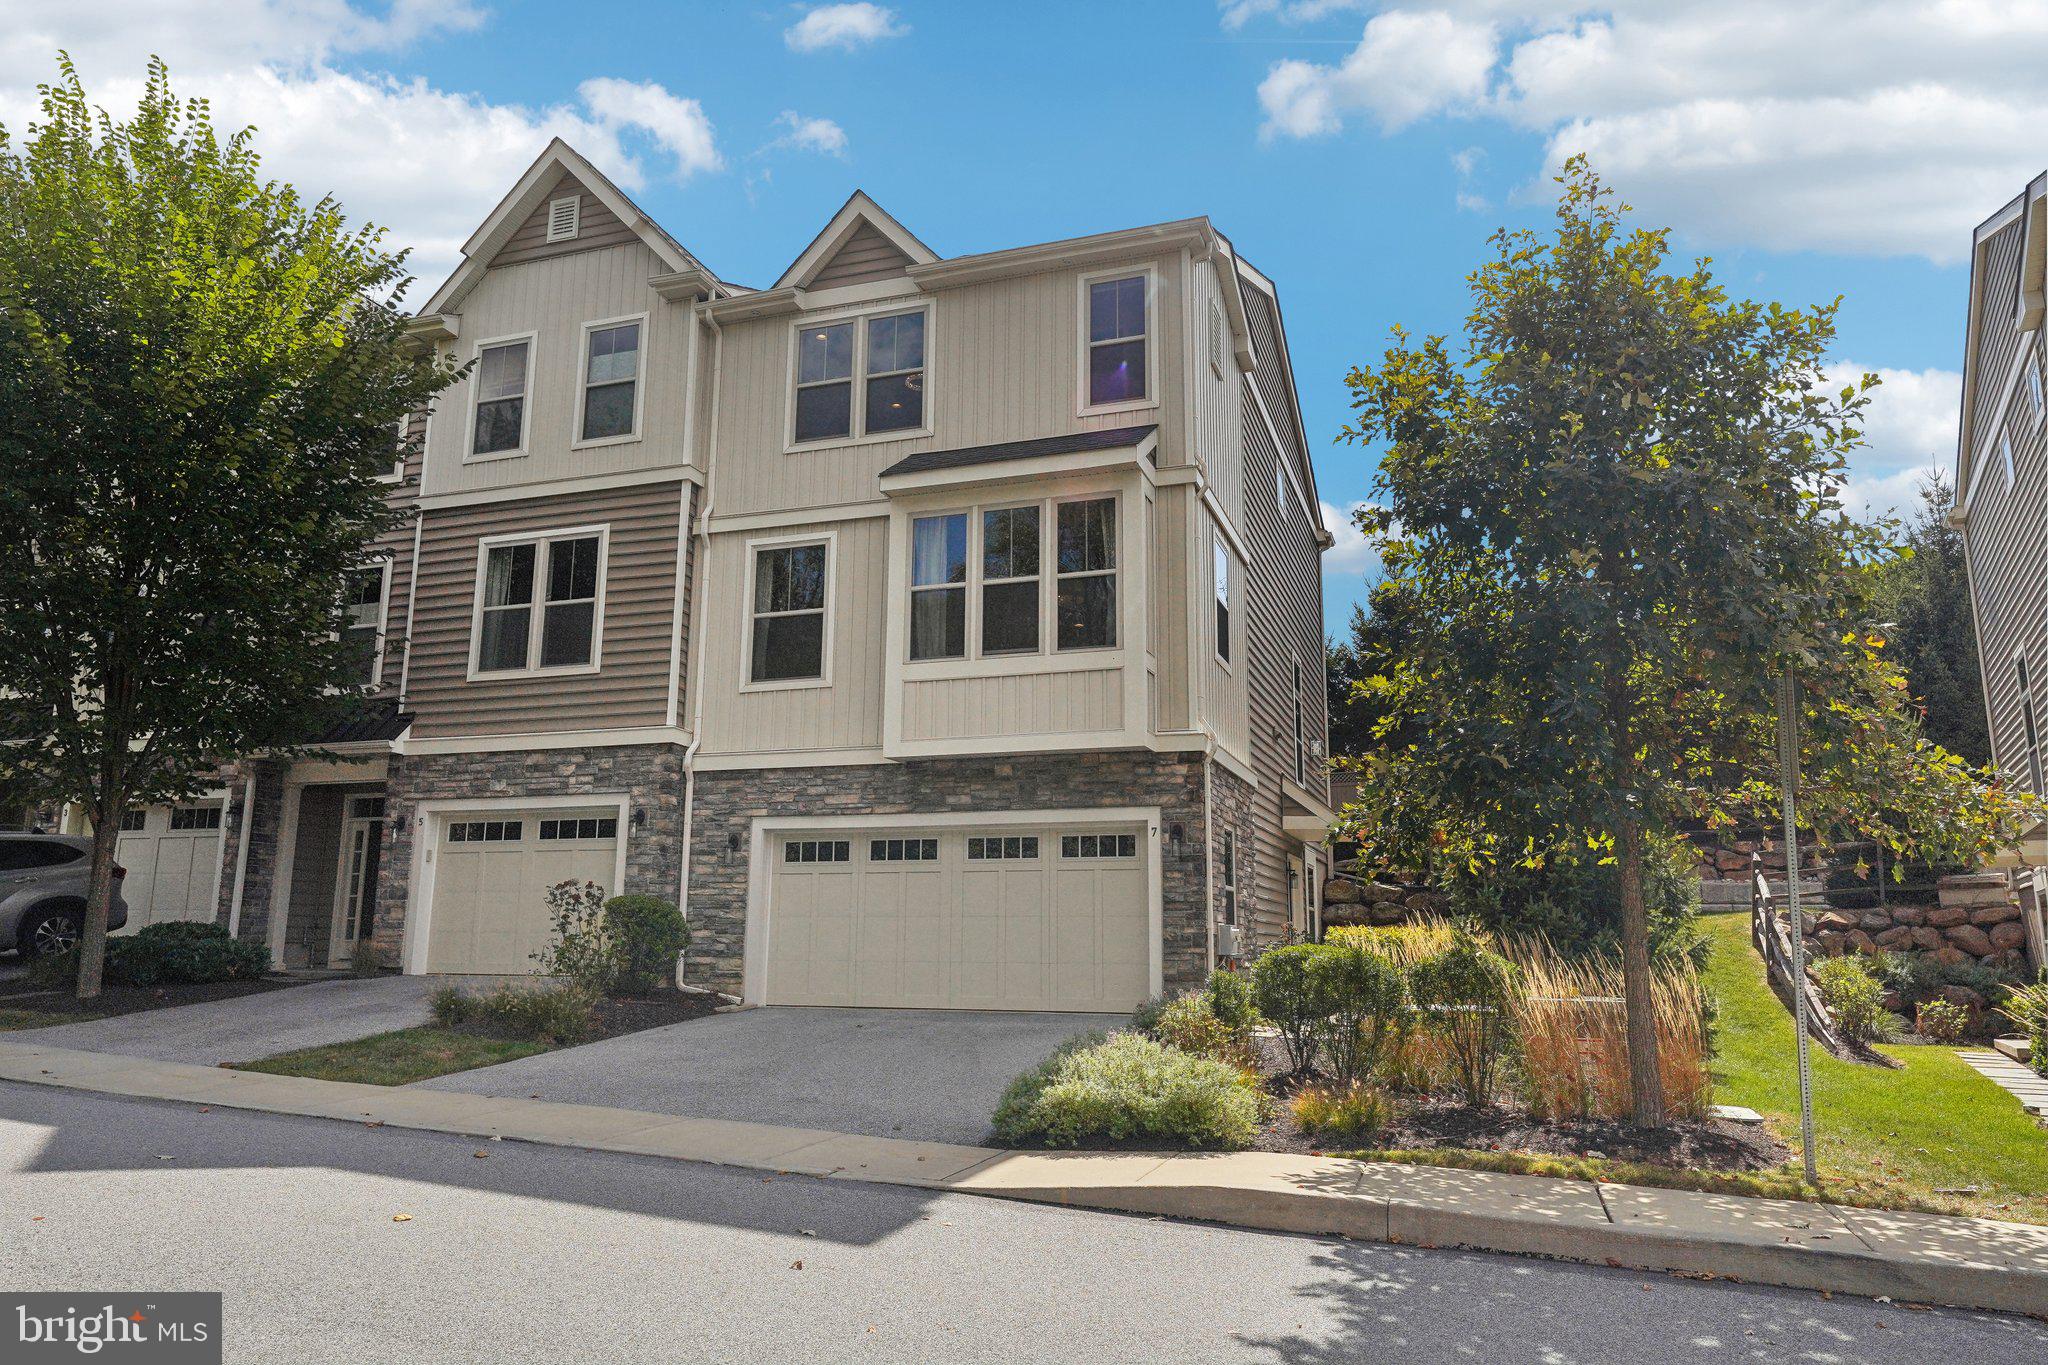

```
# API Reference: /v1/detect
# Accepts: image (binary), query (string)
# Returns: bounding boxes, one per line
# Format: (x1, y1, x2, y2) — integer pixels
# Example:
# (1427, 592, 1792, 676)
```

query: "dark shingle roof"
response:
(878, 425, 1157, 480)
(312, 701, 413, 746)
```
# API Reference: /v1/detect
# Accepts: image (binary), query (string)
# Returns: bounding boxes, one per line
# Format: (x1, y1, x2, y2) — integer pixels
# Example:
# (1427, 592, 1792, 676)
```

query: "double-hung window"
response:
(1213, 535, 1232, 666)
(792, 308, 927, 445)
(980, 505, 1041, 655)
(342, 563, 389, 687)
(474, 530, 604, 675)
(909, 513, 968, 661)
(750, 539, 830, 684)
(1056, 497, 1118, 650)
(1084, 273, 1149, 409)
(579, 319, 642, 443)
(471, 338, 531, 456)
(1221, 832, 1237, 926)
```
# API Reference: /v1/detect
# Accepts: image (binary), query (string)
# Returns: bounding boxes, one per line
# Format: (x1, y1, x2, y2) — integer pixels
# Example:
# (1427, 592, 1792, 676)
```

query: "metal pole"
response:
(1777, 671, 1820, 1187)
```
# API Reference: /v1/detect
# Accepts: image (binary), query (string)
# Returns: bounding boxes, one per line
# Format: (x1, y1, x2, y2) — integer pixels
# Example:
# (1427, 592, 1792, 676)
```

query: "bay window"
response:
(906, 495, 1116, 663)
(909, 513, 967, 661)
(1056, 497, 1117, 650)
(980, 505, 1041, 655)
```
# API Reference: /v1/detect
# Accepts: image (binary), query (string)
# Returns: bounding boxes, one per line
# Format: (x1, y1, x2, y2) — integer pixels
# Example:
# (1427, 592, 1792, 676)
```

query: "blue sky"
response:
(7, 1, 2033, 636)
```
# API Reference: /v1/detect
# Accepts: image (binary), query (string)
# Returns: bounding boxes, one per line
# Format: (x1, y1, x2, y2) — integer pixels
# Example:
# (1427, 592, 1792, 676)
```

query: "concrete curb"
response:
(2, 1039, 2043, 1317)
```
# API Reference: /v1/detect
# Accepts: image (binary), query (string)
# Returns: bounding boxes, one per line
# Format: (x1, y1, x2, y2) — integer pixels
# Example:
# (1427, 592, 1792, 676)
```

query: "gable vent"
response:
(546, 195, 580, 243)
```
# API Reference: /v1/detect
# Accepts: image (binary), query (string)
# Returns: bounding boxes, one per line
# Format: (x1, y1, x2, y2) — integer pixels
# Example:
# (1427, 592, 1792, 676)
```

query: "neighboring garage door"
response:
(113, 803, 224, 933)
(766, 825, 1149, 1012)
(424, 809, 620, 974)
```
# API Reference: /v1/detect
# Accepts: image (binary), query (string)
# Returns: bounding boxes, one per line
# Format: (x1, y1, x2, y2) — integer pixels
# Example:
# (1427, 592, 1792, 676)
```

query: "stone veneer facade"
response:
(367, 744, 688, 969)
(685, 751, 1217, 998)
(1207, 761, 1259, 956)
(214, 758, 286, 946)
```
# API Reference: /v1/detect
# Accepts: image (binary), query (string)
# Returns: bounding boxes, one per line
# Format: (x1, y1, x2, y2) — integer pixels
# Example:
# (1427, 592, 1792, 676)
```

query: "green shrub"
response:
(1128, 995, 1170, 1034)
(433, 982, 595, 1044)
(991, 1031, 1264, 1150)
(1203, 967, 1259, 1031)
(531, 879, 615, 994)
(1442, 835, 1705, 967)
(1812, 955, 1888, 1043)
(1308, 944, 1408, 1087)
(1290, 1080, 1396, 1143)
(1152, 993, 1256, 1067)
(108, 921, 267, 986)
(26, 947, 79, 991)
(349, 938, 382, 977)
(1250, 943, 1334, 1075)
(1914, 998, 1969, 1045)
(2000, 979, 2048, 1078)
(1407, 933, 1520, 1106)
(604, 895, 688, 994)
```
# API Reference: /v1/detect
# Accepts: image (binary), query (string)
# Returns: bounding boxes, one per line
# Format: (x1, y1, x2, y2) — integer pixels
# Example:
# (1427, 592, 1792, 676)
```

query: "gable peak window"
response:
(580, 320, 642, 442)
(751, 540, 830, 683)
(1086, 273, 1149, 408)
(476, 531, 604, 675)
(472, 339, 531, 456)
(546, 194, 580, 243)
(793, 308, 926, 445)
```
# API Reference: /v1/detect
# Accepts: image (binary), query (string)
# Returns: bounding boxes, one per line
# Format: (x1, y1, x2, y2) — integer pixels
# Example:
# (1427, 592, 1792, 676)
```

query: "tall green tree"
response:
(0, 59, 458, 996)
(1339, 160, 2034, 1127)
(1870, 473, 1988, 765)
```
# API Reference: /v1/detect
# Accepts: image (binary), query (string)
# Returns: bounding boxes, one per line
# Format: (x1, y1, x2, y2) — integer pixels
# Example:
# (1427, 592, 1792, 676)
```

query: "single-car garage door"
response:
(113, 803, 224, 933)
(424, 809, 620, 974)
(766, 825, 1150, 1012)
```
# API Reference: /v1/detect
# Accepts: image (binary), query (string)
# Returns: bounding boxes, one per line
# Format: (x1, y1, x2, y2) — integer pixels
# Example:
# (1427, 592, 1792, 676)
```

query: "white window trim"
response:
(571, 312, 649, 451)
(741, 529, 837, 693)
(783, 300, 936, 454)
(546, 194, 580, 243)
(2030, 344, 2046, 424)
(1076, 263, 1161, 418)
(344, 557, 393, 691)
(464, 330, 538, 464)
(903, 491, 1120, 666)
(1212, 531, 1233, 671)
(1209, 297, 1227, 379)
(379, 417, 408, 484)
(464, 523, 610, 681)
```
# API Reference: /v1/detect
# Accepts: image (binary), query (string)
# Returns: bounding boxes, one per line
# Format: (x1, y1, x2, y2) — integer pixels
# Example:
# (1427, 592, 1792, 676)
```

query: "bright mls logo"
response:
(4, 1294, 221, 1363)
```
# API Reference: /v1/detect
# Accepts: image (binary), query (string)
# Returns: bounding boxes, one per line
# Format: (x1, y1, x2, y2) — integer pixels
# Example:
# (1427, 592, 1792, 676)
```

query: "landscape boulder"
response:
(1990, 921, 2028, 953)
(1969, 901, 2021, 927)
(1924, 906, 1970, 929)
(1944, 924, 1996, 957)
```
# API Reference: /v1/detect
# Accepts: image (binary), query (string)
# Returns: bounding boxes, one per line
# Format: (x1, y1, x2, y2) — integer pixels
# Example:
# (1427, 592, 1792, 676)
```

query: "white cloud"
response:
(1260, 11, 1495, 137)
(1238, 2, 2048, 261)
(1321, 500, 1385, 578)
(784, 3, 907, 53)
(0, 3, 726, 287)
(1828, 361, 1961, 519)
(771, 110, 849, 157)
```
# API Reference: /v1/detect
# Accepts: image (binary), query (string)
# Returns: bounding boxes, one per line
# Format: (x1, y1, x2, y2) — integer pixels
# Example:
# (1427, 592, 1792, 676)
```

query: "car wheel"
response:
(20, 907, 83, 958)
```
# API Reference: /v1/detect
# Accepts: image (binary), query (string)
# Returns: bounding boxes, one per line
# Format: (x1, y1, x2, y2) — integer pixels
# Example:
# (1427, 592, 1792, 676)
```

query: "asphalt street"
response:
(1, 1081, 2042, 1364)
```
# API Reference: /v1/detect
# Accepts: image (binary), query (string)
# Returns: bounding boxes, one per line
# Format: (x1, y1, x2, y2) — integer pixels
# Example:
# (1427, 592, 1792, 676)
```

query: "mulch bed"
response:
(582, 990, 725, 1040)
(0, 973, 309, 1022)
(1255, 1075, 1789, 1171)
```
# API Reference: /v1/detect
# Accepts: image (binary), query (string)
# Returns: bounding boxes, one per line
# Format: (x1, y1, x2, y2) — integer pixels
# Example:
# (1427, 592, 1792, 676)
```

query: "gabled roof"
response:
(773, 190, 940, 290)
(1956, 175, 2046, 514)
(423, 139, 725, 316)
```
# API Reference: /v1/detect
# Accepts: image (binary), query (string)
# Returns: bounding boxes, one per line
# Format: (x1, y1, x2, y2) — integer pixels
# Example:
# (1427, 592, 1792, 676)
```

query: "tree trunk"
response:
(75, 798, 120, 1000)
(1617, 814, 1666, 1128)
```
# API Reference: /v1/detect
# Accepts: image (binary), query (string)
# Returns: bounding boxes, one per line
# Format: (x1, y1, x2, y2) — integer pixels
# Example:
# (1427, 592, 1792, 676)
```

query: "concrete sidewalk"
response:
(1, 1038, 2043, 1317)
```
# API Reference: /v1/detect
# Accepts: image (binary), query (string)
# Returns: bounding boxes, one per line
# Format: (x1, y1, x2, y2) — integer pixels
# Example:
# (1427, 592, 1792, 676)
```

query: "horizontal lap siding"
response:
(1239, 279, 1331, 945)
(405, 483, 686, 739)
(1967, 315, 2048, 792)
(488, 173, 639, 269)
(809, 223, 913, 289)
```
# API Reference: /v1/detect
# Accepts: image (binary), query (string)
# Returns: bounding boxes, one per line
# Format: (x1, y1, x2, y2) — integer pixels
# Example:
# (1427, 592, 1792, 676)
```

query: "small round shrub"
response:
(1307, 944, 1408, 1087)
(991, 1031, 1264, 1150)
(1407, 933, 1521, 1107)
(108, 921, 267, 986)
(1290, 1081, 1396, 1144)
(1914, 998, 1969, 1045)
(604, 895, 689, 994)
(1251, 943, 1336, 1075)
(1811, 955, 1888, 1043)
(1152, 993, 1253, 1066)
(1203, 967, 1259, 1031)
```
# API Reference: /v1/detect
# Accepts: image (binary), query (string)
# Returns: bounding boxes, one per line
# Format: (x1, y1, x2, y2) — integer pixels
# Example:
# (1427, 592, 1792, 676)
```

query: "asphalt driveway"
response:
(8, 974, 447, 1065)
(420, 1006, 1124, 1145)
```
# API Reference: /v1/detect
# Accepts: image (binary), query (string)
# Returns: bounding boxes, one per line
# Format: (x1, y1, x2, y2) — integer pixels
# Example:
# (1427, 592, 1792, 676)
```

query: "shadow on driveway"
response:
(417, 1005, 1122, 1145)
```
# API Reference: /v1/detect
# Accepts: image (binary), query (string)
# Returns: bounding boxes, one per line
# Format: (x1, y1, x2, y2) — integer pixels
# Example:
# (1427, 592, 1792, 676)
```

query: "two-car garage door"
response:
(766, 825, 1151, 1012)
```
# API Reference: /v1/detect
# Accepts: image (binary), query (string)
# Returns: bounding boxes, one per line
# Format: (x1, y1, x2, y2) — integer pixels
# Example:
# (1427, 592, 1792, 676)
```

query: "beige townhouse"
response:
(104, 139, 1334, 1009)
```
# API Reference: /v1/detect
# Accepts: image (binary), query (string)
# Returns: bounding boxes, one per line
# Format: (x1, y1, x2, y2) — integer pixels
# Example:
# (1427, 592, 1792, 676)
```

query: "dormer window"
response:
(547, 195, 580, 243)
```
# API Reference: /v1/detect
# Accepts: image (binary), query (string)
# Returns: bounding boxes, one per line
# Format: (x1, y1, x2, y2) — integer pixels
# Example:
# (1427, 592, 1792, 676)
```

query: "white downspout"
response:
(225, 770, 256, 938)
(677, 304, 724, 970)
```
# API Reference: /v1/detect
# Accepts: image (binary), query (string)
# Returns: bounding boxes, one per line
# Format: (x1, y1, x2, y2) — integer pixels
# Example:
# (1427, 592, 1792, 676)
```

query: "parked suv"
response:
(1, 833, 128, 958)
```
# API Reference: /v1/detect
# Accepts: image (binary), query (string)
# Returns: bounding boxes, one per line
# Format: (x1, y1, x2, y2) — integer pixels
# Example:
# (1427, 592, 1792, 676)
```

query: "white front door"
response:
(113, 803, 224, 933)
(766, 825, 1151, 1012)
(328, 796, 386, 966)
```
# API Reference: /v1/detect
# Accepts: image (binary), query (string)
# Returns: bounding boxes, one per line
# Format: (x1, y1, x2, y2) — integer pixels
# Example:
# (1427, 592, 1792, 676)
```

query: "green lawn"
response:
(0, 1008, 86, 1031)
(1701, 912, 2048, 1225)
(230, 1027, 550, 1086)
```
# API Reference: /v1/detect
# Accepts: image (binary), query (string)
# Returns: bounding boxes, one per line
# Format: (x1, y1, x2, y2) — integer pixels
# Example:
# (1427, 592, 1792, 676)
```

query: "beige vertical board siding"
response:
(698, 516, 889, 756)
(900, 669, 1125, 742)
(404, 482, 687, 740)
(1971, 223, 2027, 452)
(424, 241, 693, 497)
(809, 222, 915, 289)
(487, 172, 639, 269)
(1237, 280, 1332, 942)
(1201, 498, 1252, 763)
(1190, 259, 1247, 517)
(1148, 484, 1193, 733)
(711, 252, 1187, 518)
